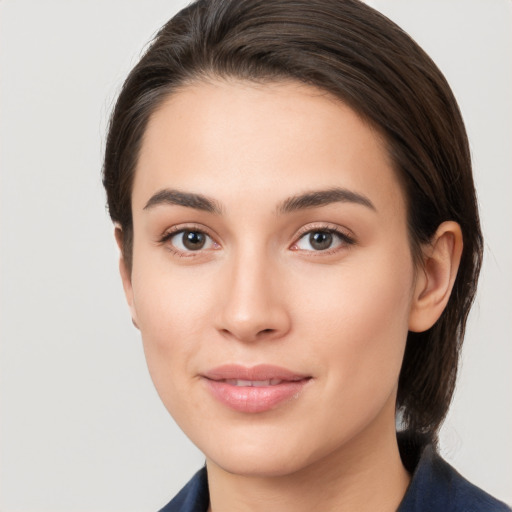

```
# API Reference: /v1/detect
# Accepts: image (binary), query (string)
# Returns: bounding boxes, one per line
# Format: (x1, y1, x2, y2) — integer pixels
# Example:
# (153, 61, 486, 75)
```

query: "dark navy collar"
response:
(159, 466, 209, 512)
(160, 437, 510, 511)
(397, 442, 510, 511)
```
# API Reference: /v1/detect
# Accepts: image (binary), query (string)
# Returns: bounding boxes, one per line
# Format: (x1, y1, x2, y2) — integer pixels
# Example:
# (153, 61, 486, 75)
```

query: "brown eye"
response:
(309, 231, 333, 250)
(293, 227, 354, 252)
(182, 230, 206, 250)
(167, 229, 217, 252)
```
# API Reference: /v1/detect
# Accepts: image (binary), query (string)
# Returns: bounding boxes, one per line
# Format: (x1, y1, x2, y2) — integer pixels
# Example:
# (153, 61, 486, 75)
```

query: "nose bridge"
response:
(216, 241, 290, 342)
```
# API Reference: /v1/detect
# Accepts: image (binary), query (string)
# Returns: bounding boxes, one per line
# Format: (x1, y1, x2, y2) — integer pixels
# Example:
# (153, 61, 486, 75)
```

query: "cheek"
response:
(132, 253, 217, 334)
(294, 248, 414, 405)
(130, 264, 217, 403)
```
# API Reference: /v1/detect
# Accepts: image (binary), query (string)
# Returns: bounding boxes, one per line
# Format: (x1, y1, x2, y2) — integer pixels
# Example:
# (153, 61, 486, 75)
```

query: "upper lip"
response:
(202, 364, 311, 382)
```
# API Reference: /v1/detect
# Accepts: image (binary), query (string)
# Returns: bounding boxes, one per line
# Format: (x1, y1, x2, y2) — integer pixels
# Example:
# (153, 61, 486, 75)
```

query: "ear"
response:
(114, 225, 139, 330)
(408, 221, 463, 333)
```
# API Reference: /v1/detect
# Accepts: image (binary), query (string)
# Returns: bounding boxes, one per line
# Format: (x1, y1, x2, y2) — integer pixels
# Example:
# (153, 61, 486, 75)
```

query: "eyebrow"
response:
(277, 187, 376, 214)
(143, 186, 375, 216)
(143, 189, 223, 214)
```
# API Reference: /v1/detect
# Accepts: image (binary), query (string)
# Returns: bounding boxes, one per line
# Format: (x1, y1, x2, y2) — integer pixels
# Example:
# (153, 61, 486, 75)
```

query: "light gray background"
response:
(0, 1, 510, 510)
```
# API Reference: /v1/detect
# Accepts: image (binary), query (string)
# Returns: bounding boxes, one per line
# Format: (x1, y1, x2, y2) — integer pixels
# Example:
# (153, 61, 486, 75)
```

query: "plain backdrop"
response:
(0, 0, 511, 510)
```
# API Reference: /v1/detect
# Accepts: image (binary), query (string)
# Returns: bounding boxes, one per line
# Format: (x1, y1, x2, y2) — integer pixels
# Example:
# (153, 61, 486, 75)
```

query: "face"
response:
(124, 80, 418, 477)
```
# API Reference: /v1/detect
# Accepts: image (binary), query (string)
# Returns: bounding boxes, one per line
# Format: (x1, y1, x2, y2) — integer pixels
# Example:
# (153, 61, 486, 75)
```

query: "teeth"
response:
(237, 379, 256, 387)
(225, 379, 283, 387)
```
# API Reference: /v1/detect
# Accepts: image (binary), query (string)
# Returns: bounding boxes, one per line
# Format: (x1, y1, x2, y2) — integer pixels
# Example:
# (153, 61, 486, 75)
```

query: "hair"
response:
(103, 0, 483, 443)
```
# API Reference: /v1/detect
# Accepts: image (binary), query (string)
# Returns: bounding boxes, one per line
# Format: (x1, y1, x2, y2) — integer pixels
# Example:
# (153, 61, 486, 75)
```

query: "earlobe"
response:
(408, 221, 463, 333)
(114, 225, 140, 330)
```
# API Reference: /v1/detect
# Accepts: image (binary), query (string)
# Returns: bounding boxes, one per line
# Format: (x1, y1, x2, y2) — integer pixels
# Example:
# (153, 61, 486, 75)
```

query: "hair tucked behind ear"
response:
(103, 0, 483, 442)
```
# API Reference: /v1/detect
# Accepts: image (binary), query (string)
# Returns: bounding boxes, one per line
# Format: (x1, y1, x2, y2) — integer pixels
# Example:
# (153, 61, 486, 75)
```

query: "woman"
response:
(102, 0, 510, 510)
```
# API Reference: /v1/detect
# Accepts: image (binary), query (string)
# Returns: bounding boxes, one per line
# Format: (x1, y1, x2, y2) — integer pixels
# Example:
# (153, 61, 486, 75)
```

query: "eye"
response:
(166, 229, 218, 252)
(292, 228, 354, 252)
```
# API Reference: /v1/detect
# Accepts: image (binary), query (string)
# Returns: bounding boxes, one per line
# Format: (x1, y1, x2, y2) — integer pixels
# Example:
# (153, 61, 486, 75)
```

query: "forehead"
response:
(133, 79, 405, 217)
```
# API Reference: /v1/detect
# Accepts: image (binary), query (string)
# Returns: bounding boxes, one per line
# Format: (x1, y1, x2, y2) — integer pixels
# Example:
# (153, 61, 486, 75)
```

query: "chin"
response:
(209, 449, 309, 478)
(200, 425, 338, 479)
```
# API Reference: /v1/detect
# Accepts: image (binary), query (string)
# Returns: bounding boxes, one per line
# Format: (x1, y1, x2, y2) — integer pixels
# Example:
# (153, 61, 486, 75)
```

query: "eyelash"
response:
(158, 223, 356, 257)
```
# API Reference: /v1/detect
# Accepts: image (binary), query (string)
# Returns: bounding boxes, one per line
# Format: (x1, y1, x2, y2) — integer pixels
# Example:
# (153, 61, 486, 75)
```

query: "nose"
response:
(214, 249, 291, 343)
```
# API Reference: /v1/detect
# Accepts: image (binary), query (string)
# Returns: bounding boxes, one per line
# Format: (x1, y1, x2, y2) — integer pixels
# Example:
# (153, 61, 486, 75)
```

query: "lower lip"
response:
(204, 379, 310, 413)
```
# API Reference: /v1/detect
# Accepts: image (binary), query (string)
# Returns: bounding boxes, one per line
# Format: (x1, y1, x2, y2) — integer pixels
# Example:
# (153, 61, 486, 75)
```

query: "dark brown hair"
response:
(103, 0, 483, 442)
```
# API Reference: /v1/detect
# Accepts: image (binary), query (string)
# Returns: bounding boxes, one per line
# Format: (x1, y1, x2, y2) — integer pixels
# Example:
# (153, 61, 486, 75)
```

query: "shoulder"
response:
(158, 467, 209, 512)
(398, 441, 511, 512)
(430, 451, 510, 512)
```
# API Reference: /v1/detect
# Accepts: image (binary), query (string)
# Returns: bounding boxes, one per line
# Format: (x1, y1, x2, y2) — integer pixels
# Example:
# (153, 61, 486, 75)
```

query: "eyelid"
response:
(159, 223, 217, 241)
(293, 222, 355, 241)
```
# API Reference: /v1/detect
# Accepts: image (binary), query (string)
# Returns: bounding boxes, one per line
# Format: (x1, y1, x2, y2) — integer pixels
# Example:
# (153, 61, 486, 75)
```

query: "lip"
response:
(202, 364, 312, 413)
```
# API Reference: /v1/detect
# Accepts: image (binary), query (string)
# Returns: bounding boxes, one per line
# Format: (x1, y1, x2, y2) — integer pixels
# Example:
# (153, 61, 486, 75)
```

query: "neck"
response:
(206, 403, 410, 512)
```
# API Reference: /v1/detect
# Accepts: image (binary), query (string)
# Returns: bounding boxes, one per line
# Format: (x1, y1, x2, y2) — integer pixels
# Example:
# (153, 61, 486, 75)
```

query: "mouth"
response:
(202, 364, 312, 413)
(222, 378, 295, 387)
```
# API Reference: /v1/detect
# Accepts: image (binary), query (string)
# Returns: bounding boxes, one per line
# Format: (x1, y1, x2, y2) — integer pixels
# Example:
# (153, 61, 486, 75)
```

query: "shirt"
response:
(159, 438, 511, 511)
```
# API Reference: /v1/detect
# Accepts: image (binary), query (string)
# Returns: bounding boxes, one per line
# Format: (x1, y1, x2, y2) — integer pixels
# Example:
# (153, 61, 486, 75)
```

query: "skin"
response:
(117, 80, 462, 512)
